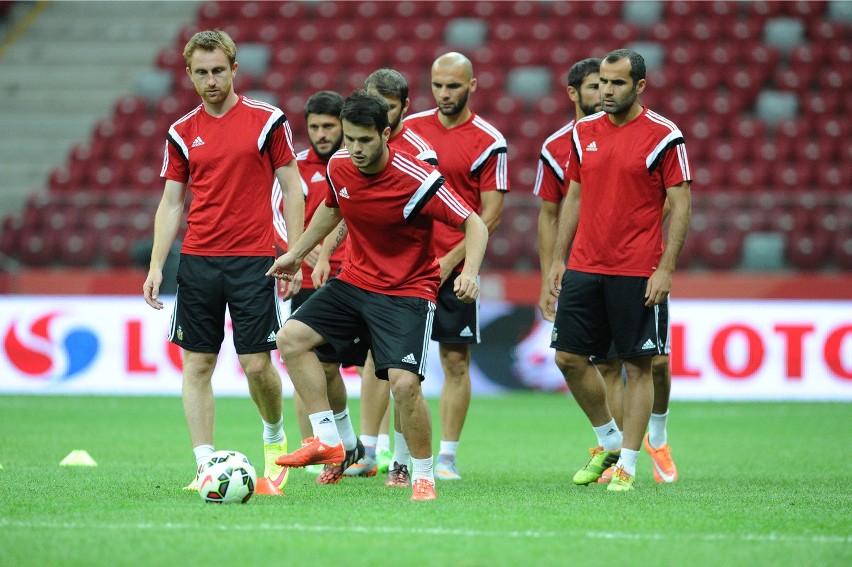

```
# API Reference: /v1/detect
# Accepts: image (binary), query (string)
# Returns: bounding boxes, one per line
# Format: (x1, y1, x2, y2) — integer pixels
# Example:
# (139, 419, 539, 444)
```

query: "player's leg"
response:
(388, 368, 436, 501)
(605, 275, 666, 491)
(376, 399, 392, 473)
(593, 352, 623, 483)
(436, 342, 470, 480)
(432, 274, 478, 480)
(169, 254, 227, 489)
(345, 352, 388, 477)
(273, 280, 365, 468)
(644, 353, 678, 482)
(552, 270, 622, 485)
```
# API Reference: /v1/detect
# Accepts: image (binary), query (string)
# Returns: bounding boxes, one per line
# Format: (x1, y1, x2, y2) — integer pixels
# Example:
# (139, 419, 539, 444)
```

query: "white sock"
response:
(439, 440, 458, 459)
(392, 430, 410, 467)
(616, 448, 640, 477)
(262, 416, 285, 444)
(648, 411, 669, 448)
(360, 434, 378, 458)
(376, 433, 391, 453)
(411, 456, 434, 483)
(193, 444, 214, 469)
(309, 411, 340, 446)
(334, 407, 357, 451)
(592, 419, 623, 451)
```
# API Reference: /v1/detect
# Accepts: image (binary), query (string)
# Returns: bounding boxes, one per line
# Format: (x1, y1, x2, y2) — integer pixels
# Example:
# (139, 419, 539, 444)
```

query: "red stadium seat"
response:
(698, 230, 744, 270)
(833, 232, 852, 270)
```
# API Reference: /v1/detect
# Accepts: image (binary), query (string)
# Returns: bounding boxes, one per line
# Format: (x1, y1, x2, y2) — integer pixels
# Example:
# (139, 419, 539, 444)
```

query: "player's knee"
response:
(555, 351, 587, 379)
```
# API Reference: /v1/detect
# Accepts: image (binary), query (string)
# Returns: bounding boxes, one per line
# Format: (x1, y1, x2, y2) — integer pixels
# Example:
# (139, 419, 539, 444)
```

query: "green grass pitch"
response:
(0, 394, 849, 566)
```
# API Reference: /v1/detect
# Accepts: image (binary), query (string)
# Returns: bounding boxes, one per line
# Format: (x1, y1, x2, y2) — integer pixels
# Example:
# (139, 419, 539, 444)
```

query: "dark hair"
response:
(363, 68, 409, 103)
(603, 49, 646, 84)
(304, 91, 345, 120)
(340, 90, 389, 132)
(567, 58, 602, 89)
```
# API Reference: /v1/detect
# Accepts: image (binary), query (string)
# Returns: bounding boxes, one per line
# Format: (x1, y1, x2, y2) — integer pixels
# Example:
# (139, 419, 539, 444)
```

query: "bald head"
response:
(432, 52, 473, 81)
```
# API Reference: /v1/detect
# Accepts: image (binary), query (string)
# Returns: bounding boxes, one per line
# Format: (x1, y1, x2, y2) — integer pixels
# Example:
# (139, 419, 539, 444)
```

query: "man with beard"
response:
(269, 90, 489, 501)
(144, 29, 304, 493)
(404, 52, 508, 481)
(547, 49, 692, 491)
(536, 58, 679, 486)
(335, 68, 439, 481)
(272, 91, 367, 484)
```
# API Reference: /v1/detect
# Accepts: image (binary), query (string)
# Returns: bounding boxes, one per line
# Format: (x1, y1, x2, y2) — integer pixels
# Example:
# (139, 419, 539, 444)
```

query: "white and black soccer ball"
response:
(197, 455, 256, 504)
(199, 450, 252, 473)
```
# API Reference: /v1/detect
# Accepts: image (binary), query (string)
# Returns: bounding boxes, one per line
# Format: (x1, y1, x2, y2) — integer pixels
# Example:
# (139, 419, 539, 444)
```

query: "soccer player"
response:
(269, 90, 489, 501)
(405, 52, 508, 481)
(336, 68, 439, 479)
(272, 90, 368, 484)
(535, 58, 679, 485)
(548, 49, 691, 491)
(143, 30, 304, 492)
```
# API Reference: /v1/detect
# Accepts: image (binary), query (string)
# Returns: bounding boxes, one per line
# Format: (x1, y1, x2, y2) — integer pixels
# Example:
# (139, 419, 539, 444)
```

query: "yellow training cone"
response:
(60, 450, 98, 467)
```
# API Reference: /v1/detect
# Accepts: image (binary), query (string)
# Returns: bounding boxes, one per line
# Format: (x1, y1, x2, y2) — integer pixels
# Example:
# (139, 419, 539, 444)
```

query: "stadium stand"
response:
(0, 0, 849, 273)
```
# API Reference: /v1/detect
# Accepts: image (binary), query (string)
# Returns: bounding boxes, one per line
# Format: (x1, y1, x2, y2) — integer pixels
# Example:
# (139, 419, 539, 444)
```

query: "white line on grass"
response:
(0, 519, 848, 545)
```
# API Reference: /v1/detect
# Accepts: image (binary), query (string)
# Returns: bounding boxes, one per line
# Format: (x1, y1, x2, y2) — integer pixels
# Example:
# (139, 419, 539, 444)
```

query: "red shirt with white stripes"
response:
(565, 108, 691, 277)
(325, 147, 473, 301)
(161, 95, 296, 256)
(404, 109, 509, 263)
(533, 119, 575, 204)
(272, 147, 347, 289)
(389, 124, 437, 165)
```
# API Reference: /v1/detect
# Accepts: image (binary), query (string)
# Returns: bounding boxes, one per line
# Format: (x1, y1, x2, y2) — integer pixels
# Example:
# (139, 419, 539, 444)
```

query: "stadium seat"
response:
(505, 67, 553, 102)
(133, 68, 174, 102)
(763, 17, 807, 53)
(741, 232, 786, 271)
(444, 18, 488, 48)
(755, 90, 799, 125)
(787, 229, 833, 271)
(698, 230, 744, 270)
(236, 42, 271, 78)
(833, 232, 852, 270)
(622, 0, 663, 27)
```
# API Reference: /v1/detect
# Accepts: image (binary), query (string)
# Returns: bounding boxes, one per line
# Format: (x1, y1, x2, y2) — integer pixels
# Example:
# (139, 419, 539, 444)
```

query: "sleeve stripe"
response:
(436, 185, 472, 219)
(403, 170, 444, 220)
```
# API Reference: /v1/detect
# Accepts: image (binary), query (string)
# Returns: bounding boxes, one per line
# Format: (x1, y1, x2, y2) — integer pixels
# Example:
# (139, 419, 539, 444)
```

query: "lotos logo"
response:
(4, 312, 99, 380)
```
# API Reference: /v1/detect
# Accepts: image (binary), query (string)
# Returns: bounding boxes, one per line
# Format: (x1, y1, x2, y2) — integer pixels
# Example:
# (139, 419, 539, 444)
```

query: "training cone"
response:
(254, 477, 284, 496)
(59, 450, 98, 467)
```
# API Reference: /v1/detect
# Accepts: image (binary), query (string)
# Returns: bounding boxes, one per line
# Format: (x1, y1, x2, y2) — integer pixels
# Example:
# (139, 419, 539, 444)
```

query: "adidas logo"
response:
(459, 326, 473, 338)
(267, 332, 276, 342)
(311, 171, 324, 182)
(642, 338, 656, 349)
(585, 141, 598, 151)
(339, 187, 350, 199)
(191, 136, 205, 148)
(402, 353, 417, 364)
(319, 417, 332, 424)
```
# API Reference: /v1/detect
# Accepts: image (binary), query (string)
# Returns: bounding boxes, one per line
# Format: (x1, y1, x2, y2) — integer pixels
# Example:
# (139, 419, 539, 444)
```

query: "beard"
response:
(312, 134, 342, 159)
(437, 90, 470, 116)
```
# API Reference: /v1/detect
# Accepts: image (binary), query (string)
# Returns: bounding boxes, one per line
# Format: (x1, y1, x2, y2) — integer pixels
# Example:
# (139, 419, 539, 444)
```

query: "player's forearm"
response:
(290, 206, 340, 260)
(318, 220, 347, 263)
(149, 183, 184, 271)
(538, 204, 558, 280)
(659, 192, 691, 273)
(460, 213, 489, 277)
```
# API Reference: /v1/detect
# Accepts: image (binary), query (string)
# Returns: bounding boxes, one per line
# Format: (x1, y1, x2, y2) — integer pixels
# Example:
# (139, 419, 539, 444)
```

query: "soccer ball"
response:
(197, 452, 256, 504)
(200, 450, 252, 472)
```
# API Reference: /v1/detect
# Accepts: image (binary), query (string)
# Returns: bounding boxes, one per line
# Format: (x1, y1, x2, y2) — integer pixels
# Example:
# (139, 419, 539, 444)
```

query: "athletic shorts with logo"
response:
(590, 297, 671, 364)
(289, 278, 435, 380)
(430, 271, 480, 344)
(170, 255, 281, 354)
(551, 270, 668, 359)
(289, 286, 370, 368)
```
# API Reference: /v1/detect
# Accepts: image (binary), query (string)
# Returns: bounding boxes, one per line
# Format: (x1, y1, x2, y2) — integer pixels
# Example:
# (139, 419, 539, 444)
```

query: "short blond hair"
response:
(183, 29, 236, 70)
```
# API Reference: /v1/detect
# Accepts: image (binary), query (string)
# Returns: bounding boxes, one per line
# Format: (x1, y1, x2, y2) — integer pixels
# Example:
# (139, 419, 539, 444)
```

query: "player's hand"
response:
(311, 258, 331, 288)
(143, 270, 164, 310)
(645, 267, 672, 307)
(266, 253, 301, 281)
(538, 287, 556, 322)
(454, 273, 479, 303)
(548, 262, 566, 299)
(279, 270, 303, 299)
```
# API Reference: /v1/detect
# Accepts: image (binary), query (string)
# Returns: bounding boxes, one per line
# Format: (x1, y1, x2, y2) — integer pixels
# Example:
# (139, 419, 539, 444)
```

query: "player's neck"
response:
(607, 103, 643, 127)
(203, 91, 239, 118)
(438, 106, 472, 129)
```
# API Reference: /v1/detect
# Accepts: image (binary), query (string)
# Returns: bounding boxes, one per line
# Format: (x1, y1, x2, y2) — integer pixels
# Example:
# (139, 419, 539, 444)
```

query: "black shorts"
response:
(551, 270, 667, 359)
(590, 298, 671, 364)
(289, 278, 435, 380)
(430, 272, 480, 344)
(170, 254, 281, 354)
(288, 287, 370, 367)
